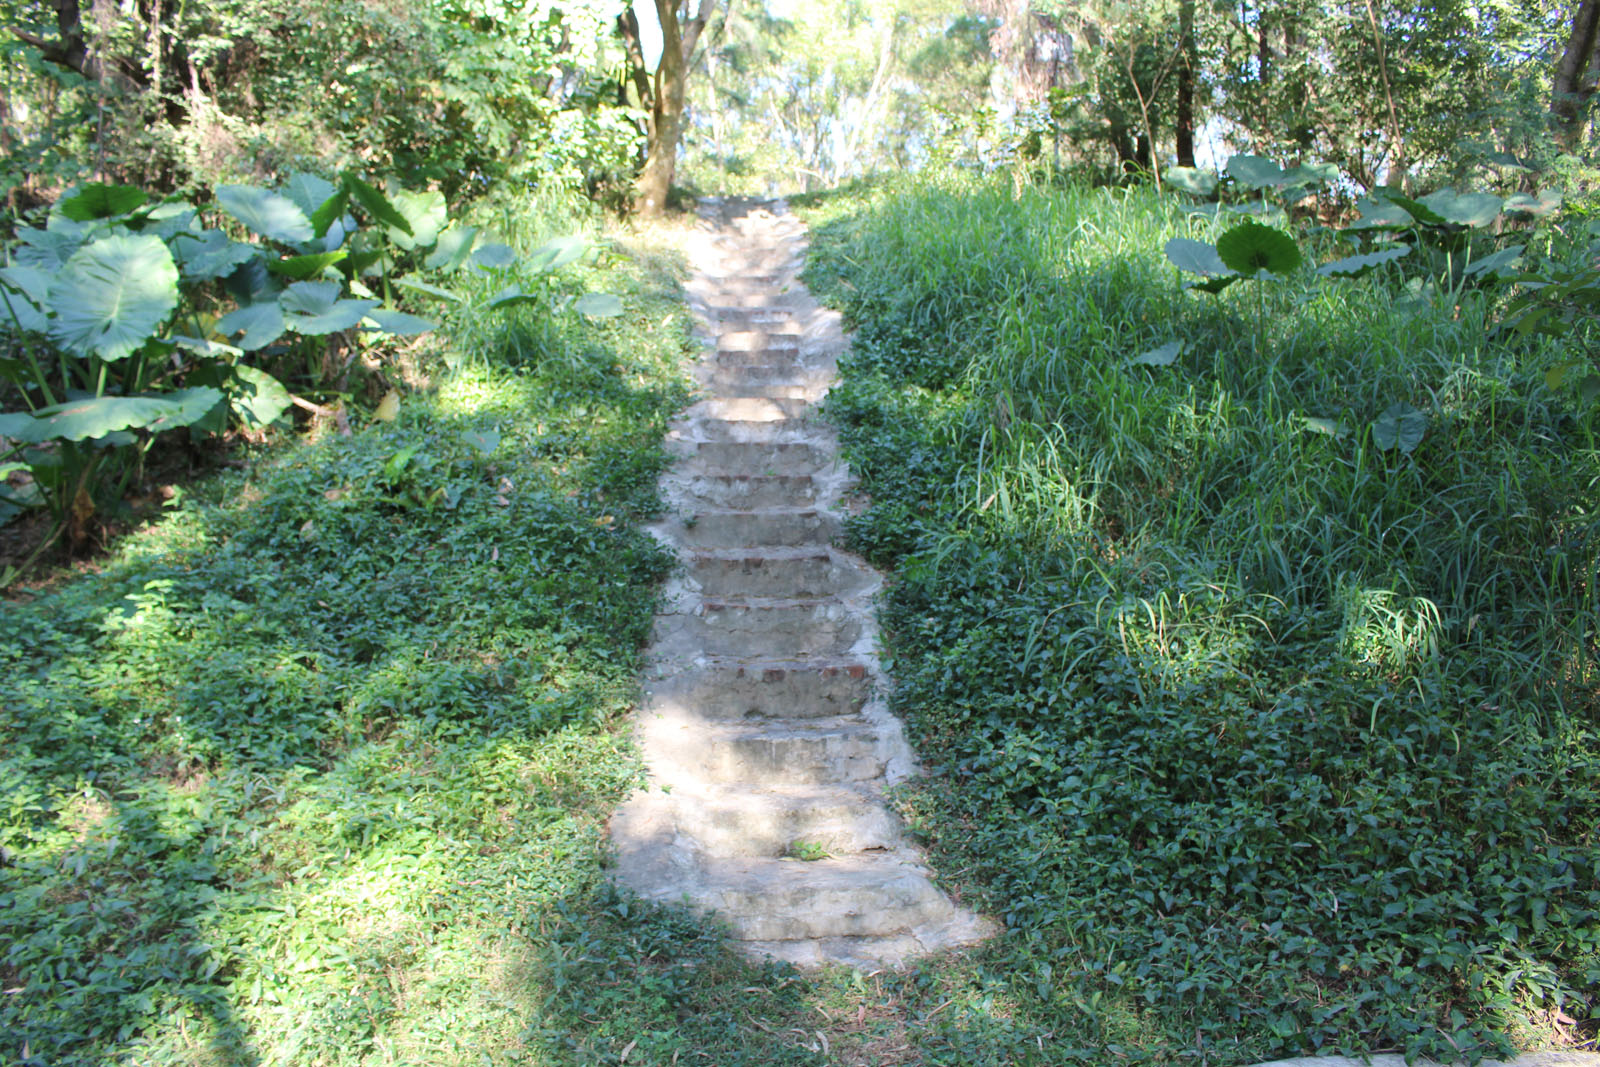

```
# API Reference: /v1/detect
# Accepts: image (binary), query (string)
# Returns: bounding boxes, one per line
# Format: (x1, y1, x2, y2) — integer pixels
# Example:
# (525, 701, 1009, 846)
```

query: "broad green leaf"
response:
(1420, 189, 1502, 228)
(280, 173, 339, 221)
(15, 226, 86, 271)
(1462, 244, 1524, 279)
(145, 386, 227, 434)
(59, 183, 148, 221)
(488, 287, 540, 309)
(527, 235, 590, 273)
(1317, 246, 1409, 278)
(342, 173, 413, 235)
(2, 388, 221, 442)
(1226, 154, 1285, 190)
(1347, 199, 1413, 230)
(573, 292, 623, 318)
(223, 257, 280, 306)
(462, 429, 501, 456)
(361, 308, 435, 335)
(216, 185, 315, 244)
(1545, 362, 1576, 390)
(1372, 402, 1427, 454)
(1165, 167, 1218, 197)
(424, 225, 478, 271)
(279, 281, 378, 335)
(1164, 238, 1235, 279)
(1130, 341, 1182, 367)
(1281, 162, 1341, 188)
(142, 201, 200, 241)
(49, 235, 180, 361)
(0, 266, 52, 333)
(230, 365, 292, 428)
(472, 243, 518, 271)
(1504, 191, 1561, 219)
(172, 335, 243, 359)
(216, 301, 287, 351)
(266, 250, 348, 280)
(395, 277, 463, 302)
(387, 189, 447, 250)
(1581, 375, 1600, 404)
(373, 390, 400, 422)
(1221, 201, 1289, 226)
(311, 192, 351, 241)
(1187, 275, 1240, 294)
(173, 229, 260, 282)
(1382, 193, 1448, 227)
(1303, 416, 1349, 438)
(1216, 220, 1303, 277)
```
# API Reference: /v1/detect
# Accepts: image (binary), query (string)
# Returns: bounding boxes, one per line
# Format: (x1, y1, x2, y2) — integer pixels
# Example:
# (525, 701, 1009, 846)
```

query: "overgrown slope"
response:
(800, 173, 1600, 1065)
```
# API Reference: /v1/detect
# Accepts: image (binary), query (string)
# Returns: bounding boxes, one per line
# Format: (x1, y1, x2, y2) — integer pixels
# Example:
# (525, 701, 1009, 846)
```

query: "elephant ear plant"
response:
(0, 171, 569, 578)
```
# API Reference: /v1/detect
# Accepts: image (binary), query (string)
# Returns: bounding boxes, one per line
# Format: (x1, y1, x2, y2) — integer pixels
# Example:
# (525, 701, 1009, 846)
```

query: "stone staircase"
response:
(608, 197, 994, 969)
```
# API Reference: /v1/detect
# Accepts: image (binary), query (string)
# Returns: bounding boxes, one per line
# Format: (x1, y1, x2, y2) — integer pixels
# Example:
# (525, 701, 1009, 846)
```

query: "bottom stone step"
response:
(674, 852, 957, 941)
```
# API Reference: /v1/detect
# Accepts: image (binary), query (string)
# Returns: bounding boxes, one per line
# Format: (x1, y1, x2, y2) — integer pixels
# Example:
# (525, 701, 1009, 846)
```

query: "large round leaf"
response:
(49, 235, 179, 361)
(0, 266, 52, 333)
(1216, 219, 1303, 277)
(0, 386, 224, 442)
(229, 366, 291, 428)
(1316, 246, 1409, 278)
(58, 183, 148, 221)
(424, 225, 478, 271)
(216, 301, 287, 351)
(1165, 167, 1218, 197)
(361, 308, 436, 335)
(280, 173, 339, 221)
(1419, 189, 1502, 229)
(216, 185, 314, 244)
(342, 173, 413, 235)
(1164, 237, 1234, 278)
(172, 229, 260, 282)
(573, 292, 623, 318)
(1372, 402, 1428, 454)
(1226, 154, 1286, 190)
(279, 281, 379, 335)
(387, 189, 447, 251)
(527, 235, 590, 274)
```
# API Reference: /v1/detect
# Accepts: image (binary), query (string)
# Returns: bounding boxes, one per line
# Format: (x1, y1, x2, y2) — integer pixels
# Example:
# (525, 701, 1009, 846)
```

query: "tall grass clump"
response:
(800, 171, 1600, 1065)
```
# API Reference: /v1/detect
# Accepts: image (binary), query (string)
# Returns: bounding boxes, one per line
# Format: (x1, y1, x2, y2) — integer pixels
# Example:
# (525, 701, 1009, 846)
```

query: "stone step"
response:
(717, 348, 800, 368)
(697, 397, 810, 422)
(742, 912, 998, 969)
(676, 473, 817, 509)
(720, 330, 801, 353)
(688, 549, 870, 598)
(708, 306, 796, 326)
(670, 508, 841, 548)
(690, 418, 815, 444)
(640, 713, 904, 786)
(715, 381, 814, 401)
(690, 599, 864, 658)
(709, 366, 816, 394)
(691, 441, 833, 477)
(675, 854, 957, 941)
(644, 661, 873, 721)
(613, 784, 904, 858)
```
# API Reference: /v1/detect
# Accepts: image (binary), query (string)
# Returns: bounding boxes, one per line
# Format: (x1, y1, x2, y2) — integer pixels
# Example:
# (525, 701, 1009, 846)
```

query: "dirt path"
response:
(609, 197, 993, 969)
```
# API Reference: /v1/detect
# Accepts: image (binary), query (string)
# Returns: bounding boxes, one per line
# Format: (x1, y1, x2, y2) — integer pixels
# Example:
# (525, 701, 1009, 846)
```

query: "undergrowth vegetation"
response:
(0, 201, 829, 1066)
(800, 173, 1600, 1065)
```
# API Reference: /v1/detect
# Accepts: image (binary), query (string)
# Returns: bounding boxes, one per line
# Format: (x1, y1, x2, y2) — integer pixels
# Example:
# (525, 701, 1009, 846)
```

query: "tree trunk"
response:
(1553, 0, 1600, 151)
(1175, 0, 1196, 167)
(631, 0, 718, 217)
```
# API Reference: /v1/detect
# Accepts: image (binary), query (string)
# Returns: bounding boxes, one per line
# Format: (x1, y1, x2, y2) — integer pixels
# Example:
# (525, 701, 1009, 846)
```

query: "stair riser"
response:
(676, 803, 903, 857)
(645, 665, 872, 720)
(674, 510, 840, 548)
(698, 397, 810, 421)
(677, 475, 817, 509)
(705, 883, 953, 941)
(693, 442, 832, 476)
(690, 604, 862, 657)
(718, 331, 801, 353)
(717, 348, 800, 367)
(655, 732, 894, 786)
(691, 555, 861, 599)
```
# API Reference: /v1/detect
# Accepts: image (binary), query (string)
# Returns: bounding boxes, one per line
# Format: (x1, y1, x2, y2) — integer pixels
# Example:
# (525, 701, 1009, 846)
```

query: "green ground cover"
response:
(0, 202, 827, 1066)
(799, 173, 1600, 1065)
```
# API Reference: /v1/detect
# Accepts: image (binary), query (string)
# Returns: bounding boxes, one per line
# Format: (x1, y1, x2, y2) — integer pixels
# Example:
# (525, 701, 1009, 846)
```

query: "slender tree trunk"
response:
(627, 0, 717, 217)
(1553, 0, 1600, 151)
(1175, 0, 1196, 167)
